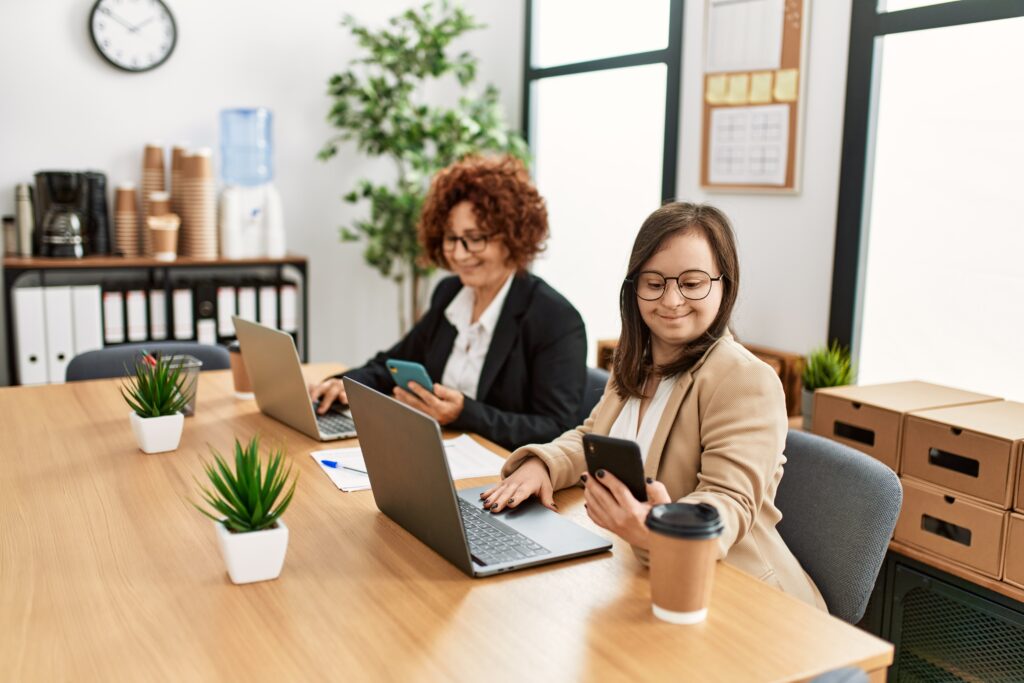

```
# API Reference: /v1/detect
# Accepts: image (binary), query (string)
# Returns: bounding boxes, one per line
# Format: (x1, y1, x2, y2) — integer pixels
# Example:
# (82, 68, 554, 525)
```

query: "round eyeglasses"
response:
(441, 233, 490, 254)
(626, 270, 725, 302)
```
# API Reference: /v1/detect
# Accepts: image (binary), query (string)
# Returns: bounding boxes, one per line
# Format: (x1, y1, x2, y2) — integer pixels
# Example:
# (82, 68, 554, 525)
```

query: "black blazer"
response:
(337, 273, 587, 450)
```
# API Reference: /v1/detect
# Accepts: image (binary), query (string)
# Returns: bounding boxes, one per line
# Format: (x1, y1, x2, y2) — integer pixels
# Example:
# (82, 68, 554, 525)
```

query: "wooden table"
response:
(0, 364, 893, 682)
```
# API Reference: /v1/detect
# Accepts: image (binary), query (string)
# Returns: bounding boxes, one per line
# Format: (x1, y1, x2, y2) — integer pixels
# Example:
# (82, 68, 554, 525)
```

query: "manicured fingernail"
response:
(507, 498, 515, 505)
(490, 503, 498, 510)
(646, 477, 653, 484)
(580, 473, 588, 483)
(596, 469, 605, 478)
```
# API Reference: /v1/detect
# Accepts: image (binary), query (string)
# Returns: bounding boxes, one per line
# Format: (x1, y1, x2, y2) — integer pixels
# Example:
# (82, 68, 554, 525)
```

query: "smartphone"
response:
(386, 359, 435, 393)
(582, 434, 647, 502)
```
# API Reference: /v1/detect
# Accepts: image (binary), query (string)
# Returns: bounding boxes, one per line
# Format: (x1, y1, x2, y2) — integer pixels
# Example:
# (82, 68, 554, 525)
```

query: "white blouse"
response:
(608, 376, 676, 463)
(440, 273, 514, 399)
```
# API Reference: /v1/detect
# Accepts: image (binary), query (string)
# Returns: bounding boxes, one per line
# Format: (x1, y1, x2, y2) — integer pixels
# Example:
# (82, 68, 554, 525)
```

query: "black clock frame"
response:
(88, 0, 177, 73)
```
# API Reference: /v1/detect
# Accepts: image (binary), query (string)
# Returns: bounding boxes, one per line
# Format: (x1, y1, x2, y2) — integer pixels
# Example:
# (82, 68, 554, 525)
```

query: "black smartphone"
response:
(582, 434, 647, 502)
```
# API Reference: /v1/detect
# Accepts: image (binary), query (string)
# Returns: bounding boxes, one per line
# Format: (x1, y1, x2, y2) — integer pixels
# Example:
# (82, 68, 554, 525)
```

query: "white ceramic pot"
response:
(129, 411, 184, 454)
(215, 519, 289, 585)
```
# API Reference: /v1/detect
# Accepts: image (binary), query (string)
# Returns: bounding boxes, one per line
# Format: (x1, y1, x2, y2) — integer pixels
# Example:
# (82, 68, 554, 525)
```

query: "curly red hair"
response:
(419, 155, 548, 271)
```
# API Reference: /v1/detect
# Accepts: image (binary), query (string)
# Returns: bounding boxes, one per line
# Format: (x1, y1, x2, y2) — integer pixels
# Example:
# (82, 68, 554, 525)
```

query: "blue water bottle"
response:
(220, 108, 273, 186)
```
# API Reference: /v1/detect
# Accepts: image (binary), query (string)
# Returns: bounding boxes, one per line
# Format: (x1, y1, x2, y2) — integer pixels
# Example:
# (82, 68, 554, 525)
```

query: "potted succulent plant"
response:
(121, 352, 193, 454)
(801, 341, 855, 430)
(192, 435, 298, 585)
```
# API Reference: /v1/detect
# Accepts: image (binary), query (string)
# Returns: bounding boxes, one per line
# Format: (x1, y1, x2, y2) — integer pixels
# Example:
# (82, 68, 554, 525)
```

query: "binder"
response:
(237, 284, 257, 322)
(194, 282, 218, 346)
(103, 288, 126, 344)
(217, 284, 237, 338)
(125, 288, 148, 342)
(71, 285, 103, 355)
(13, 286, 48, 385)
(172, 287, 194, 340)
(280, 283, 298, 333)
(258, 282, 278, 328)
(149, 289, 168, 340)
(43, 286, 74, 384)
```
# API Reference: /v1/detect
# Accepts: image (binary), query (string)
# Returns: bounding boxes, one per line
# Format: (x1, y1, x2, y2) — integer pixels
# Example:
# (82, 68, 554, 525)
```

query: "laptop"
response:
(233, 317, 356, 440)
(343, 377, 612, 577)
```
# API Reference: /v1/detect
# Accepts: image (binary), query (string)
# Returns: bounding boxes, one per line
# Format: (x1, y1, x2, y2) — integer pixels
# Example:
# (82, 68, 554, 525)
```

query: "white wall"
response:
(0, 0, 523, 386)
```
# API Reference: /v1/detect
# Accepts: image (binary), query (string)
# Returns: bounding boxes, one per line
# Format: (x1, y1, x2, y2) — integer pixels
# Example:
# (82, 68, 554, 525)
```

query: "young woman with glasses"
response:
(481, 202, 826, 609)
(309, 156, 587, 450)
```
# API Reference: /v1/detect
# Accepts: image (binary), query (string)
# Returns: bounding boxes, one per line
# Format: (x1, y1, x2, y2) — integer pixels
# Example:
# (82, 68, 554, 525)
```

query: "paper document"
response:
(311, 434, 506, 492)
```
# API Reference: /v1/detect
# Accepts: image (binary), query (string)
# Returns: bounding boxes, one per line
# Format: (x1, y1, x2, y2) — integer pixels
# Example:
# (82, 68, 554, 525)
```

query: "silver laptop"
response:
(233, 317, 356, 441)
(343, 377, 611, 577)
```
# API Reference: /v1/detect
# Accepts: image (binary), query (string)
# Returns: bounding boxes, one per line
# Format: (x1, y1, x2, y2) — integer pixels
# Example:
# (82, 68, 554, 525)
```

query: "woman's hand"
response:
(583, 469, 671, 549)
(479, 456, 557, 513)
(392, 381, 465, 425)
(309, 378, 347, 414)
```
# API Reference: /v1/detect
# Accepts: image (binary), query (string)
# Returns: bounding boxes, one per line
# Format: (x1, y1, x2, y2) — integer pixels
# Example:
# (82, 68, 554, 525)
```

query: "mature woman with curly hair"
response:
(310, 155, 587, 449)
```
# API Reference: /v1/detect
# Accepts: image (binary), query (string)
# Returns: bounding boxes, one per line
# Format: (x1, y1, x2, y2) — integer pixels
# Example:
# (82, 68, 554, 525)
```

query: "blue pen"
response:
(320, 459, 367, 475)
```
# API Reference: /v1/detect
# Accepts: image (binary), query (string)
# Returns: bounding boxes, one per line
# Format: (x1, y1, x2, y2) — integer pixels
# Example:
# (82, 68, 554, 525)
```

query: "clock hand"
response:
(134, 15, 157, 31)
(100, 6, 138, 32)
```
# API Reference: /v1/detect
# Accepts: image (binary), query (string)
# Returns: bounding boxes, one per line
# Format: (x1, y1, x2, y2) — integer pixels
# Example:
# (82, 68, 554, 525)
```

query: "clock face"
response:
(90, 0, 177, 73)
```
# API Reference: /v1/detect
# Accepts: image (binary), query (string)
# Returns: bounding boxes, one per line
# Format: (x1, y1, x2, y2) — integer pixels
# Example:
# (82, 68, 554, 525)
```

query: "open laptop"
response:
(233, 317, 356, 440)
(343, 377, 612, 577)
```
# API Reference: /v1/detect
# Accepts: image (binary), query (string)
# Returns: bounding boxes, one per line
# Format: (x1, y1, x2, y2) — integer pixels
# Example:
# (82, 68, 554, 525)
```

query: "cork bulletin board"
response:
(700, 0, 809, 192)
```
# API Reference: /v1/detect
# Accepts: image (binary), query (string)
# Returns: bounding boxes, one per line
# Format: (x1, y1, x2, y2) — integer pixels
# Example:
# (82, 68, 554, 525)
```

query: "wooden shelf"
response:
(2, 254, 307, 270)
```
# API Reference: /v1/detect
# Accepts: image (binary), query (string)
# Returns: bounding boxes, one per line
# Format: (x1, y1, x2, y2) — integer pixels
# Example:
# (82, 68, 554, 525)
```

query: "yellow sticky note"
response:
(725, 74, 750, 105)
(706, 74, 728, 105)
(774, 69, 799, 102)
(749, 72, 773, 104)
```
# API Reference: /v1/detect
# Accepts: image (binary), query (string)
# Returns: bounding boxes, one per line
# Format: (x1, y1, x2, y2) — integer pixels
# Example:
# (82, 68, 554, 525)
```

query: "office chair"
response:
(808, 667, 869, 683)
(577, 366, 610, 425)
(775, 429, 903, 623)
(66, 342, 231, 382)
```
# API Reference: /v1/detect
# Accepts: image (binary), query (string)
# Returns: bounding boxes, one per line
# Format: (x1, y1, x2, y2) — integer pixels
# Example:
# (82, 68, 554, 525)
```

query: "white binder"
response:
(71, 285, 103, 355)
(237, 286, 257, 322)
(258, 285, 278, 328)
(173, 288, 194, 340)
(43, 286, 74, 384)
(13, 286, 48, 385)
(149, 290, 168, 340)
(280, 283, 298, 333)
(103, 290, 125, 344)
(197, 319, 217, 346)
(217, 286, 237, 337)
(126, 289, 148, 342)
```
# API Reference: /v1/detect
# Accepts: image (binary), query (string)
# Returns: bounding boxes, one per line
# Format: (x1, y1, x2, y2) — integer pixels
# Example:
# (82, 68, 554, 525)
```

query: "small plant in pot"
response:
(121, 352, 193, 454)
(192, 435, 298, 585)
(801, 341, 855, 430)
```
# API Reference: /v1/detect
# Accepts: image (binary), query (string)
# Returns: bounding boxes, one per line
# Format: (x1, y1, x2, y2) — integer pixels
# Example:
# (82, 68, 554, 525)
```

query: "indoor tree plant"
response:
(319, 0, 528, 333)
(121, 352, 192, 454)
(192, 435, 298, 584)
(801, 341, 855, 429)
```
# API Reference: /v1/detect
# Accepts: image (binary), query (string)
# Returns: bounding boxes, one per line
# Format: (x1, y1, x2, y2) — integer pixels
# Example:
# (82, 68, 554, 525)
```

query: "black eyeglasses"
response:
(441, 233, 491, 253)
(626, 270, 725, 302)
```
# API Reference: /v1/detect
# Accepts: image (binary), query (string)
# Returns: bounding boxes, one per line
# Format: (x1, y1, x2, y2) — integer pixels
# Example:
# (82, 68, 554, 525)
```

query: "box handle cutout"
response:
(950, 427, 963, 436)
(851, 402, 862, 410)
(833, 421, 875, 447)
(921, 513, 971, 546)
(928, 448, 980, 478)
(943, 495, 956, 504)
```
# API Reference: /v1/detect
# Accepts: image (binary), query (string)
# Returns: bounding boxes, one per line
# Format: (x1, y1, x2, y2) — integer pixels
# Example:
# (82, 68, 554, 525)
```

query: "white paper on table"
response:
(310, 434, 505, 492)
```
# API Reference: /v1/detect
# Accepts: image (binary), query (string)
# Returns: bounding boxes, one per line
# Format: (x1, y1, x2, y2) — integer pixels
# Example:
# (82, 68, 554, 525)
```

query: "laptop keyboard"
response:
(457, 498, 551, 566)
(314, 406, 356, 436)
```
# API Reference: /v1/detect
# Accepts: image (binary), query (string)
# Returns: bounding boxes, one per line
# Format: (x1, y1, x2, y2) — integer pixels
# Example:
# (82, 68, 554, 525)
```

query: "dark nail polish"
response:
(580, 473, 588, 483)
(490, 503, 498, 510)
(507, 498, 515, 505)
(646, 477, 653, 484)
(596, 469, 605, 478)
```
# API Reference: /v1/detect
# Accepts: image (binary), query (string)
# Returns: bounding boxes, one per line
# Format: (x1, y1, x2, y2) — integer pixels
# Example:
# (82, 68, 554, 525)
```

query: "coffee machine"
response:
(33, 171, 112, 258)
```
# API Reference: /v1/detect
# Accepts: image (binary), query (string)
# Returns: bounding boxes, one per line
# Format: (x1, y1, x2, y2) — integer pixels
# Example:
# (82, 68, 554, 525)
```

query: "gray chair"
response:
(65, 342, 231, 382)
(577, 366, 610, 425)
(808, 667, 869, 683)
(775, 429, 903, 623)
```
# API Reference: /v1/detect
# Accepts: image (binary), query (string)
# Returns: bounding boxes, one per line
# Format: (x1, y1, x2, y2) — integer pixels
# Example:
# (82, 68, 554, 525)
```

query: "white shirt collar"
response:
(445, 272, 515, 334)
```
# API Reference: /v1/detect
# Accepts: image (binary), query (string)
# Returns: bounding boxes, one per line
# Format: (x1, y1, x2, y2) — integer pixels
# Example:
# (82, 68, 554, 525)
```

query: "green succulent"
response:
(120, 352, 193, 418)
(193, 436, 297, 533)
(802, 341, 855, 391)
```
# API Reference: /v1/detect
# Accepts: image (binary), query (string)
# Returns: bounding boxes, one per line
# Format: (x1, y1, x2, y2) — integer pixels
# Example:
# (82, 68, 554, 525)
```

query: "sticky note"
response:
(725, 74, 750, 105)
(774, 69, 799, 102)
(706, 74, 728, 105)
(749, 72, 773, 104)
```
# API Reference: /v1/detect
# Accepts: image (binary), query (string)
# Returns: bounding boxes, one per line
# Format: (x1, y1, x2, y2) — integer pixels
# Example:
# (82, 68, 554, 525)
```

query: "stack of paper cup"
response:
(149, 190, 171, 218)
(180, 148, 217, 259)
(148, 213, 181, 262)
(114, 183, 139, 256)
(170, 145, 188, 222)
(141, 143, 166, 257)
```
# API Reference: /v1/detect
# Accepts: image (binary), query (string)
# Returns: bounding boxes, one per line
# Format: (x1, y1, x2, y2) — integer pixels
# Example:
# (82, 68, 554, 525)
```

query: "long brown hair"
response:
(612, 202, 740, 400)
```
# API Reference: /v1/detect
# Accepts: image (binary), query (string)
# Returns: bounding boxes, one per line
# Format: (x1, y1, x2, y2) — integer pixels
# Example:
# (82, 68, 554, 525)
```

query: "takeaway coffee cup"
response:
(645, 502, 724, 624)
(228, 340, 254, 400)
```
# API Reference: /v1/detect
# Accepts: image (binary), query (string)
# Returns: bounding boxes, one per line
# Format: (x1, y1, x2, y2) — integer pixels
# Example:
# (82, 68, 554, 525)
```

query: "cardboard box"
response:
(902, 401, 1024, 509)
(1017, 457, 1024, 514)
(895, 477, 1008, 578)
(812, 382, 997, 471)
(1005, 513, 1024, 589)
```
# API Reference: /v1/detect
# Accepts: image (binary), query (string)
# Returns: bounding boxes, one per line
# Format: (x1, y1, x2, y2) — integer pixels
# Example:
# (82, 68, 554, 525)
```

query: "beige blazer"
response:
(503, 334, 827, 611)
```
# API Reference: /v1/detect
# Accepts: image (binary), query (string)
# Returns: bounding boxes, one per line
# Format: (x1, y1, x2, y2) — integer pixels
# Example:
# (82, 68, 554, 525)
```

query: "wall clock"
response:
(89, 0, 177, 73)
